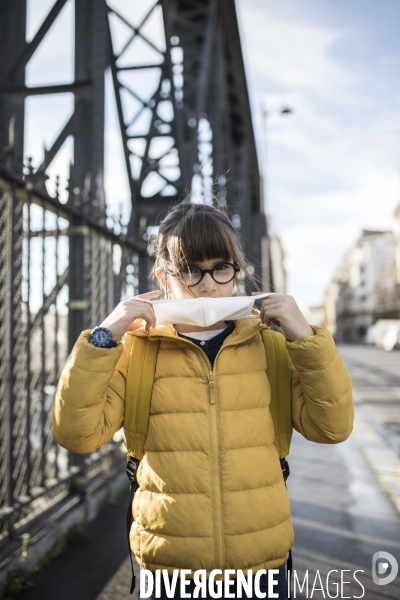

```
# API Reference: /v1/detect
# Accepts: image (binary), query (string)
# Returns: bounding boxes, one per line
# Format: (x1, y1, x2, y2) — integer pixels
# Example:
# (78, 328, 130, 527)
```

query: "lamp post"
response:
(260, 105, 293, 215)
(260, 104, 293, 293)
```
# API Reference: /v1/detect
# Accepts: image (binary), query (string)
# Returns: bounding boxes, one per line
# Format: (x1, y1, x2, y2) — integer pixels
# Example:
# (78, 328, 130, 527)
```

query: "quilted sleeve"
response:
(52, 330, 133, 454)
(287, 325, 354, 444)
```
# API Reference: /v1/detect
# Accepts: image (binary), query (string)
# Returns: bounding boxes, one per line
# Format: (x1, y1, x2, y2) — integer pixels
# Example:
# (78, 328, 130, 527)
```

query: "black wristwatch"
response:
(90, 326, 118, 348)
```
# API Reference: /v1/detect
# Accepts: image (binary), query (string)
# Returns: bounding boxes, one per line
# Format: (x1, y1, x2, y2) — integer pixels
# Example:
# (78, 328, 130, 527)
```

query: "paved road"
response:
(288, 430, 400, 599)
(338, 345, 400, 516)
(338, 345, 400, 456)
(11, 345, 400, 600)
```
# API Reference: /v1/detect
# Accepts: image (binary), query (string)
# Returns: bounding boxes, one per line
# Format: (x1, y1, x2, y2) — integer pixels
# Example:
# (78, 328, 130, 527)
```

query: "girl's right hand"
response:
(99, 290, 162, 340)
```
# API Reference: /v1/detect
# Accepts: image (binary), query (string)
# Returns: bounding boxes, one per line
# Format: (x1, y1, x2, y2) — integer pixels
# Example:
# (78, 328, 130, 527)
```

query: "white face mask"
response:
(141, 293, 274, 328)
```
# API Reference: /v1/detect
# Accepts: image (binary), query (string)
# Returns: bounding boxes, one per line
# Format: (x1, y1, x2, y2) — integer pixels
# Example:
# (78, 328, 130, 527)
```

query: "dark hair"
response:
(149, 200, 259, 295)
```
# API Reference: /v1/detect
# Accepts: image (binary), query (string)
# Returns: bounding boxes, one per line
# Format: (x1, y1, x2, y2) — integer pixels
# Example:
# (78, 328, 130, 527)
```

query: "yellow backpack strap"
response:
(124, 335, 160, 459)
(261, 328, 292, 458)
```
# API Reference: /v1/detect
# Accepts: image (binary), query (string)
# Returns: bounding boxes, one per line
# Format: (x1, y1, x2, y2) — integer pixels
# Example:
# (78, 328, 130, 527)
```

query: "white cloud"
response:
(238, 0, 352, 100)
(236, 0, 400, 307)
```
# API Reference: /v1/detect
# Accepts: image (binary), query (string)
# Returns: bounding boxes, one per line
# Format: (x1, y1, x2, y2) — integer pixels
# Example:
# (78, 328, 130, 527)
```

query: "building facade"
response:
(324, 229, 399, 343)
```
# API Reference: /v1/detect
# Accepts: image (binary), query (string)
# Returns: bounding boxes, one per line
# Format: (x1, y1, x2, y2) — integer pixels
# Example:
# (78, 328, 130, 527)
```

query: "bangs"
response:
(166, 210, 236, 268)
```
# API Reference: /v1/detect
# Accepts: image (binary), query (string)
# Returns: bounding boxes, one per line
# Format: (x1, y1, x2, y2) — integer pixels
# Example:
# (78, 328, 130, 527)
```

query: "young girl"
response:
(52, 201, 353, 600)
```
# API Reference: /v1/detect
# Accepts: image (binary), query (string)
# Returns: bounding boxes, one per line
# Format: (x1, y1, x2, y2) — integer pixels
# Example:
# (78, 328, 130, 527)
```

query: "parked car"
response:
(374, 319, 400, 351)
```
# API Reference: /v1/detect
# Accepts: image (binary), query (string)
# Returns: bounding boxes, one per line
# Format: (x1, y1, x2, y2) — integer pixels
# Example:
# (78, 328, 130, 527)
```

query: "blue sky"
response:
(23, 0, 400, 310)
(236, 0, 400, 308)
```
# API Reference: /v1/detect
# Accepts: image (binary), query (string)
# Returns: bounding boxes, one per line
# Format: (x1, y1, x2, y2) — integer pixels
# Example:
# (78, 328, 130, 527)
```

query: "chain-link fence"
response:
(0, 161, 144, 554)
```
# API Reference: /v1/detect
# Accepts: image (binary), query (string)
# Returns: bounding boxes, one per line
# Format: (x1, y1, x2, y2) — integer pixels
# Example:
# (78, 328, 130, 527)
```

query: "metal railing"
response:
(0, 157, 145, 551)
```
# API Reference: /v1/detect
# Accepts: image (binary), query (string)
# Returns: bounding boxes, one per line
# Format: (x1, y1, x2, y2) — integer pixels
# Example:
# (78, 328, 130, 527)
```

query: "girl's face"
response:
(156, 257, 237, 300)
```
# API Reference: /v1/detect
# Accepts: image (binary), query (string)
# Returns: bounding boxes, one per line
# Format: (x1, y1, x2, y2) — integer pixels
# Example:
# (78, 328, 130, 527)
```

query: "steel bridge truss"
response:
(0, 0, 266, 557)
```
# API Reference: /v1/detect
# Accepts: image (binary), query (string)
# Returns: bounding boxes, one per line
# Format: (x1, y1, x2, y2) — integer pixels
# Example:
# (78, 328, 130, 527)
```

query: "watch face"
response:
(92, 327, 112, 347)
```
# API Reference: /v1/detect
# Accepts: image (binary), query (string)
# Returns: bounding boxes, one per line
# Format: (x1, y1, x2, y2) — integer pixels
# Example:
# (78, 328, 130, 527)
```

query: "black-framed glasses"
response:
(167, 262, 240, 287)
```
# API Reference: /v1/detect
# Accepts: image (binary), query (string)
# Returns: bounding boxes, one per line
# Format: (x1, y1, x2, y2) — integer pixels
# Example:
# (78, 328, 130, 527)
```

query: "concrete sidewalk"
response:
(10, 488, 138, 600)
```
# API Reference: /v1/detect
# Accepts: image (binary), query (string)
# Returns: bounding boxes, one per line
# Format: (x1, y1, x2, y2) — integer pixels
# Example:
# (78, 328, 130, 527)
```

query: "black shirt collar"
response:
(178, 321, 235, 347)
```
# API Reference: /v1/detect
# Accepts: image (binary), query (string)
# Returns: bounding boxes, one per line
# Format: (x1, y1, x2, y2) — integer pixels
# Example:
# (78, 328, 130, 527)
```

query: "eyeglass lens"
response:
(181, 263, 235, 286)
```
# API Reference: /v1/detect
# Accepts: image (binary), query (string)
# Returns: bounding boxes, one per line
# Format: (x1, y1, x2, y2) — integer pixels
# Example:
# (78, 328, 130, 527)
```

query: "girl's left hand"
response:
(251, 293, 315, 342)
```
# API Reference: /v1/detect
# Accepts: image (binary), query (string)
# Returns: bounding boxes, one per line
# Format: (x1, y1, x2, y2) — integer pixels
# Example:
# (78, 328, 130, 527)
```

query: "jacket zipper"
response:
(200, 349, 225, 569)
(173, 340, 226, 569)
(208, 379, 224, 568)
(208, 373, 215, 404)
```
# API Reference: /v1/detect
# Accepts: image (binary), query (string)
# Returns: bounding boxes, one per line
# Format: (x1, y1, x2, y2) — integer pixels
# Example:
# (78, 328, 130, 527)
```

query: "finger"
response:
(145, 306, 157, 330)
(139, 317, 152, 333)
(260, 308, 278, 327)
(145, 312, 157, 331)
(260, 296, 283, 304)
(127, 306, 156, 332)
(261, 302, 284, 311)
(133, 290, 162, 301)
(261, 299, 286, 309)
(261, 307, 281, 322)
(261, 305, 281, 317)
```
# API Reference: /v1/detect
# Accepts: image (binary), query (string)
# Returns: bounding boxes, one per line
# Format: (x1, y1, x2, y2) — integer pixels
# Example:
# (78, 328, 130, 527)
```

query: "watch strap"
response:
(90, 326, 118, 348)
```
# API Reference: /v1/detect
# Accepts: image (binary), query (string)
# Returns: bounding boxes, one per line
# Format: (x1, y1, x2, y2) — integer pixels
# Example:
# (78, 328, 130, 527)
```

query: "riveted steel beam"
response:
(106, 0, 264, 284)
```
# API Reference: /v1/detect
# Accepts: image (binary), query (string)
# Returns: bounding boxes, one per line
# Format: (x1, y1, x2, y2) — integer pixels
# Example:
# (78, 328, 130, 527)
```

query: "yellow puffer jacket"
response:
(52, 319, 353, 576)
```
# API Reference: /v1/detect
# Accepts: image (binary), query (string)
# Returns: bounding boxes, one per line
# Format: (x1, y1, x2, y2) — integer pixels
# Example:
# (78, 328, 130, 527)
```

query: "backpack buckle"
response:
(280, 457, 290, 482)
(126, 456, 140, 484)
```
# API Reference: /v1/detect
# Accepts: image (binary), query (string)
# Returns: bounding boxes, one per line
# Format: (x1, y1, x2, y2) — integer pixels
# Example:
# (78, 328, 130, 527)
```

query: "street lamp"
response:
(263, 105, 293, 119)
(260, 104, 293, 295)
(260, 104, 294, 215)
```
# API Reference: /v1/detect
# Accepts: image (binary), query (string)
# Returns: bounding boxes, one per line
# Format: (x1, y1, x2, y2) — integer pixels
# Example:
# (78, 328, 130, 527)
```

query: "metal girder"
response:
(0, 0, 267, 551)
(107, 0, 265, 282)
(30, 267, 69, 336)
(67, 0, 109, 353)
(0, 0, 266, 298)
(0, 0, 27, 175)
(6, 0, 68, 79)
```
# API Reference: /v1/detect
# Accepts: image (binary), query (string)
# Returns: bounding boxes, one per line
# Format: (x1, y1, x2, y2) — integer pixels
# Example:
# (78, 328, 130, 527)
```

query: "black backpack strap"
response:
(126, 456, 140, 594)
(287, 548, 293, 598)
(280, 456, 292, 599)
